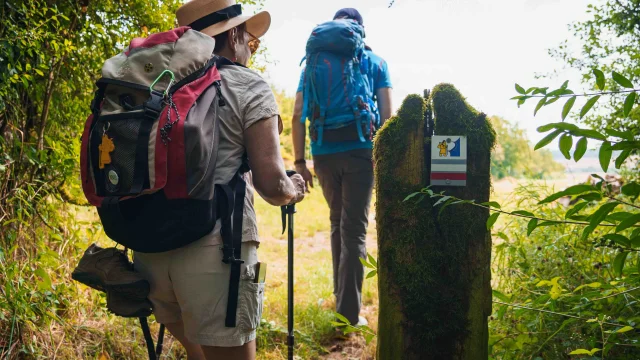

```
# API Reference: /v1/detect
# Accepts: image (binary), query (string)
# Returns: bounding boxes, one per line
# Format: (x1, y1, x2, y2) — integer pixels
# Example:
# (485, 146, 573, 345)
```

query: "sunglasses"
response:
(247, 31, 260, 55)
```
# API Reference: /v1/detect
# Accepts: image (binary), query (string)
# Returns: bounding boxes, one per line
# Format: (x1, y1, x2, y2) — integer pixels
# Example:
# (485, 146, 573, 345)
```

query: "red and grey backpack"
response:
(80, 26, 248, 357)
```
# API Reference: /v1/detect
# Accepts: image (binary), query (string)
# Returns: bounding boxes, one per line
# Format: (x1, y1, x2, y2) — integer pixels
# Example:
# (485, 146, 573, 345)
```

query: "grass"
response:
(1, 172, 580, 359)
(253, 186, 379, 359)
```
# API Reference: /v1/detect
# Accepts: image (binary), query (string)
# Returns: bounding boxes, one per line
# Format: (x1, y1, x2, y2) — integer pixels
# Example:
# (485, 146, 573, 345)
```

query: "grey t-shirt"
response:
(201, 64, 279, 246)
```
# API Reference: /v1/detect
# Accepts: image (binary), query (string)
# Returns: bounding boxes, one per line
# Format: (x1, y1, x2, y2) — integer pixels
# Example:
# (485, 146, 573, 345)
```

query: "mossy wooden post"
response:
(373, 83, 496, 359)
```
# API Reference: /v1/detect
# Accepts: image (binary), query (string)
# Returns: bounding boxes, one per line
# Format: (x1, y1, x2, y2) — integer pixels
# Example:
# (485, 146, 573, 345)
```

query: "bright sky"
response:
(253, 0, 598, 147)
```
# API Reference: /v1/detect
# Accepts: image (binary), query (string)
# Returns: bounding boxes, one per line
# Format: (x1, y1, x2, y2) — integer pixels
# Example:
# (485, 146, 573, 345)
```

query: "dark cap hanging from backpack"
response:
(333, 8, 363, 26)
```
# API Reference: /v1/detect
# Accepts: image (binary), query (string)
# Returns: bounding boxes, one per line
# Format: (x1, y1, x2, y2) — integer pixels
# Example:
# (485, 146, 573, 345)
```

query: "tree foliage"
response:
(549, 0, 640, 137)
(490, 116, 564, 180)
(0, 0, 263, 357)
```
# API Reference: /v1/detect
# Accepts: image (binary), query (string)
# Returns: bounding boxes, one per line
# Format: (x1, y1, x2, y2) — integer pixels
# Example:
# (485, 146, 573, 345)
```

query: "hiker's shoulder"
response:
(220, 65, 267, 86)
(365, 49, 388, 68)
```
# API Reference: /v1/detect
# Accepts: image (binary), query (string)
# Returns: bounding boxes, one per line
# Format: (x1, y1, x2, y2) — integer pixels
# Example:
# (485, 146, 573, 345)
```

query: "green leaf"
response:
(616, 150, 632, 169)
(607, 212, 634, 222)
(603, 234, 631, 248)
(538, 185, 596, 205)
(513, 210, 535, 217)
(515, 83, 526, 94)
(35, 267, 52, 291)
(624, 92, 636, 117)
(368, 253, 377, 268)
(535, 129, 563, 151)
(593, 69, 605, 90)
(487, 213, 500, 230)
(538, 192, 569, 205)
(582, 224, 596, 240)
(613, 71, 634, 88)
(604, 128, 634, 140)
(599, 141, 613, 172)
(525, 87, 536, 94)
(492, 290, 511, 302)
(359, 257, 373, 269)
(580, 95, 601, 119)
(496, 232, 509, 241)
(565, 184, 598, 195)
(562, 96, 577, 120)
(611, 140, 640, 151)
(481, 201, 502, 209)
(572, 129, 607, 140)
(433, 196, 451, 207)
(621, 182, 640, 199)
(617, 213, 640, 232)
(561, 80, 569, 89)
(366, 270, 377, 279)
(559, 134, 573, 160)
(574, 137, 588, 162)
(537, 122, 579, 132)
(404, 192, 421, 202)
(527, 219, 538, 236)
(534, 97, 547, 116)
(334, 312, 350, 325)
(546, 96, 561, 105)
(616, 326, 634, 334)
(532, 87, 548, 95)
(589, 202, 619, 228)
(566, 202, 588, 219)
(363, 332, 375, 345)
(574, 282, 602, 292)
(614, 252, 629, 277)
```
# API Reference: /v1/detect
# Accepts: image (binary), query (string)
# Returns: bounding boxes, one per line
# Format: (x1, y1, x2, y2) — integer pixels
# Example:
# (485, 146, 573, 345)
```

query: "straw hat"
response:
(176, 0, 271, 38)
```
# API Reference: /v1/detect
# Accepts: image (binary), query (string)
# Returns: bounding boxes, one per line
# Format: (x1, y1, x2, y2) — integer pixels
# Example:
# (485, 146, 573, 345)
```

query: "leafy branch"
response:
(331, 312, 377, 344)
(514, 70, 639, 123)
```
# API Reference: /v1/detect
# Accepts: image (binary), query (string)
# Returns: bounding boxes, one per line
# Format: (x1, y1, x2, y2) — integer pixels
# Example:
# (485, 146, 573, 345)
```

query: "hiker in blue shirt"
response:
(291, 8, 393, 327)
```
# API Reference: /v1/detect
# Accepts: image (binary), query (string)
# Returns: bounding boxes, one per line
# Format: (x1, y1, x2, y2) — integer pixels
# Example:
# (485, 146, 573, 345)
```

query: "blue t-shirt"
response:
(297, 49, 392, 156)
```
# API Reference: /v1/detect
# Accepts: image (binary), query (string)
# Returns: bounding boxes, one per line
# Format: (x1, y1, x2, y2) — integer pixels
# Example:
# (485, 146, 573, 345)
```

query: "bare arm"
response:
(292, 92, 306, 162)
(292, 91, 313, 189)
(245, 115, 301, 206)
(376, 87, 393, 126)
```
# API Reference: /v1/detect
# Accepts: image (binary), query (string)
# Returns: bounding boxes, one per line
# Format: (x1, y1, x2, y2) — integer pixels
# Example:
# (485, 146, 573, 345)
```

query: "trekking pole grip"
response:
(285, 169, 297, 211)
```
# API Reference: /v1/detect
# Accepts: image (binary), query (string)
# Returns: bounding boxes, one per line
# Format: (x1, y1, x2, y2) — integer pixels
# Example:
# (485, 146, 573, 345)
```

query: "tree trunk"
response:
(374, 84, 496, 359)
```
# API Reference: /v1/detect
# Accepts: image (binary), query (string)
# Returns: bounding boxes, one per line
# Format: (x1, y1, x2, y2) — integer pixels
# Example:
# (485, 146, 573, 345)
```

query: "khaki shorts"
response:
(133, 238, 264, 347)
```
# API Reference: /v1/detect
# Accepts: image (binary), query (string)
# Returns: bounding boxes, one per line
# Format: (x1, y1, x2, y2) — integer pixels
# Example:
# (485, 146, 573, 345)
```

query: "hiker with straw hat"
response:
(132, 1, 306, 359)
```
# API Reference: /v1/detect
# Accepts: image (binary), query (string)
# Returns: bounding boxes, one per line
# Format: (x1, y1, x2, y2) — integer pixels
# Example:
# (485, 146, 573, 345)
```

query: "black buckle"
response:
(221, 245, 245, 265)
(143, 91, 164, 122)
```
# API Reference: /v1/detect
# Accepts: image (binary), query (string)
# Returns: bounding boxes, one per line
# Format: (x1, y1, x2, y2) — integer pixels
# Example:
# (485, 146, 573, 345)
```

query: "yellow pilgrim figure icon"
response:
(437, 140, 448, 157)
(99, 134, 115, 169)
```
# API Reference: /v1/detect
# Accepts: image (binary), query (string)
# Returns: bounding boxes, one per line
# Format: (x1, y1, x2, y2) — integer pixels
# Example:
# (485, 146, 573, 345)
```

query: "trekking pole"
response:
(282, 170, 297, 360)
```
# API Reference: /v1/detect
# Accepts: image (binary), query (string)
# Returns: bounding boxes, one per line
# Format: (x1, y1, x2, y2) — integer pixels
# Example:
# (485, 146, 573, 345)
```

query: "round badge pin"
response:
(108, 170, 119, 185)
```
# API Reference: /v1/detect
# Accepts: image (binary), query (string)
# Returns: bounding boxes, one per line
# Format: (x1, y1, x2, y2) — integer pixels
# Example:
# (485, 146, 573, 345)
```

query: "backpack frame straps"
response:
(221, 155, 250, 328)
(140, 317, 157, 360)
(130, 91, 163, 195)
(225, 171, 246, 328)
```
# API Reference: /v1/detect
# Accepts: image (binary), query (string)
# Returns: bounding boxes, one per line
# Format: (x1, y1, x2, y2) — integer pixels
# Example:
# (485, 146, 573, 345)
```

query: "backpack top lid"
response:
(305, 19, 365, 59)
(101, 26, 216, 93)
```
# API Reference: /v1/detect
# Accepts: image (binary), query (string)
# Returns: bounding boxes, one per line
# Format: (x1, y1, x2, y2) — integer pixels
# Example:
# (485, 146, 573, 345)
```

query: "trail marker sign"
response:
(430, 135, 467, 186)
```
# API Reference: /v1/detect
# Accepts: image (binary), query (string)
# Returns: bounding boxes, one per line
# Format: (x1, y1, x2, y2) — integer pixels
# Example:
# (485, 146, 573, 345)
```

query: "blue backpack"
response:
(300, 19, 380, 146)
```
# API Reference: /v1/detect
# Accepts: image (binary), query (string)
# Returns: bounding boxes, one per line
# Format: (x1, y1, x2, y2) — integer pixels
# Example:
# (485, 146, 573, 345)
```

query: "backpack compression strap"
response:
(139, 317, 165, 360)
(219, 155, 251, 328)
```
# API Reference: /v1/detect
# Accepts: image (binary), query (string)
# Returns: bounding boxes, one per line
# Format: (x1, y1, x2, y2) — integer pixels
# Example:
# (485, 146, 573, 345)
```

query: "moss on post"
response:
(374, 84, 495, 359)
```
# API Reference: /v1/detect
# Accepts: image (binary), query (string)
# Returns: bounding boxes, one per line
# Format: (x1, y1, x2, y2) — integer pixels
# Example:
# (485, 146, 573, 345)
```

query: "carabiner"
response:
(149, 70, 175, 96)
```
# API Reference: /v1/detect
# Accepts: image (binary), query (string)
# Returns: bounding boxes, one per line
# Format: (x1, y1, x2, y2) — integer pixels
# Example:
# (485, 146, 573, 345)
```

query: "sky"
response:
(250, 0, 599, 148)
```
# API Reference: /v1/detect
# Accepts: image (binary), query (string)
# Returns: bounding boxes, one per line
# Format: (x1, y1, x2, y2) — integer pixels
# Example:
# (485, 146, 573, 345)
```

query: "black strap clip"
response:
(143, 91, 164, 122)
(221, 246, 245, 265)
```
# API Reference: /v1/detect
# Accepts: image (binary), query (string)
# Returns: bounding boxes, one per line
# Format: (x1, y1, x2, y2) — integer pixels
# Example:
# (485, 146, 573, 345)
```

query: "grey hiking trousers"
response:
(313, 148, 373, 325)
